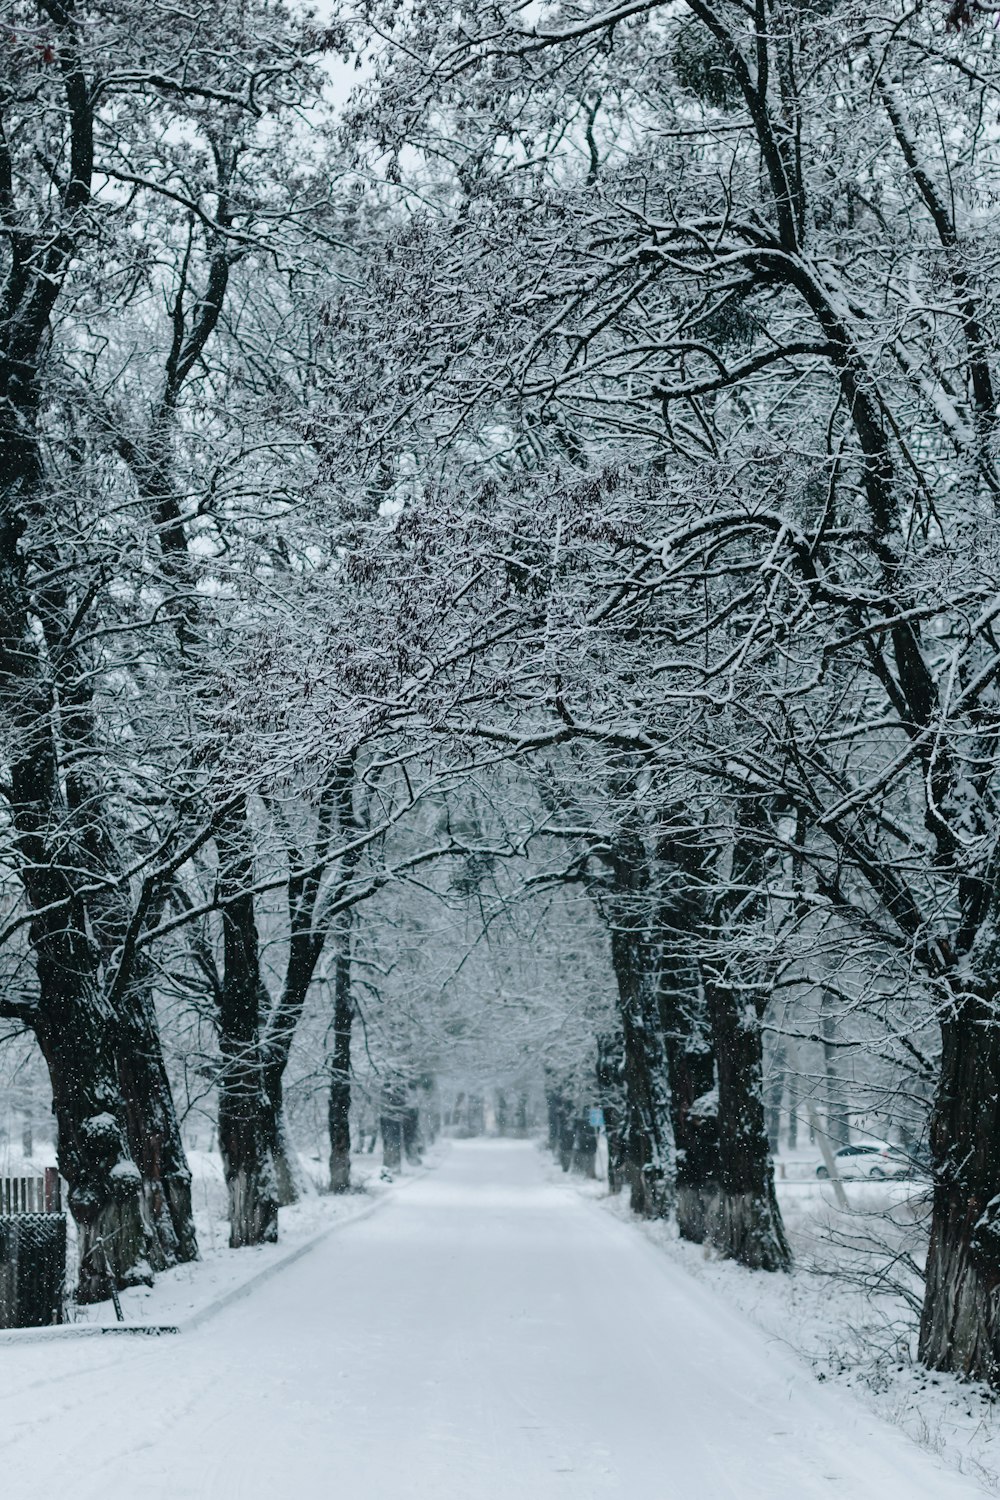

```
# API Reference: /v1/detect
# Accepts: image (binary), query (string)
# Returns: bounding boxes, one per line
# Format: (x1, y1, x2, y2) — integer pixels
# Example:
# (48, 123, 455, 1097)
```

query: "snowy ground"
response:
(579, 1150, 1000, 1494)
(0, 1138, 991, 1497)
(1, 1141, 409, 1328)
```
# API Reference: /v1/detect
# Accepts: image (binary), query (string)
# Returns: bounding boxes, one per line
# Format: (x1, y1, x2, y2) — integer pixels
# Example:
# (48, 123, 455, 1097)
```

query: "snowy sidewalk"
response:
(0, 1139, 989, 1498)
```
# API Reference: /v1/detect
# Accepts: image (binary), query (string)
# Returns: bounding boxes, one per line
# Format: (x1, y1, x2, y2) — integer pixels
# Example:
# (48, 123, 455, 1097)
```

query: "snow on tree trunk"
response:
(327, 906, 355, 1193)
(919, 993, 1000, 1383)
(605, 830, 671, 1219)
(705, 978, 790, 1272)
(115, 983, 198, 1268)
(618, 993, 671, 1218)
(216, 809, 278, 1248)
(670, 1064, 720, 1246)
(595, 1035, 625, 1195)
(658, 953, 719, 1245)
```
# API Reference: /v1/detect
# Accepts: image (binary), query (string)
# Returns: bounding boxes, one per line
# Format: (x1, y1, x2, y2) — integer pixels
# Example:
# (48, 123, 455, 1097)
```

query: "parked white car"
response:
(815, 1141, 912, 1180)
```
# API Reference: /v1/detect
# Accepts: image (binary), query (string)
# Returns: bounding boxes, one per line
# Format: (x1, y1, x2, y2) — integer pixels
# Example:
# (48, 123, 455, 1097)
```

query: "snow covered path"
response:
(0, 1139, 990, 1498)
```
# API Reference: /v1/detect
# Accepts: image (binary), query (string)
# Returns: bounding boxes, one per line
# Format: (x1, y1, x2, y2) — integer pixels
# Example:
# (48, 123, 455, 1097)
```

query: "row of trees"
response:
(0, 0, 480, 1296)
(327, 0, 1000, 1387)
(4, 0, 1000, 1394)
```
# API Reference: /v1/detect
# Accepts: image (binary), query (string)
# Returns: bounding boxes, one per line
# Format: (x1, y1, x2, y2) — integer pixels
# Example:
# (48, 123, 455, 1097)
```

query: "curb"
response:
(181, 1191, 388, 1333)
(0, 1158, 436, 1346)
(0, 1321, 179, 1345)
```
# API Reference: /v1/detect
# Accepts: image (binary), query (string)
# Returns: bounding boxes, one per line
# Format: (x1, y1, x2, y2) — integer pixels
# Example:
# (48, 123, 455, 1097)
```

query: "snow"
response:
(0, 1139, 990, 1497)
(587, 1147, 1000, 1492)
(66, 1149, 411, 1329)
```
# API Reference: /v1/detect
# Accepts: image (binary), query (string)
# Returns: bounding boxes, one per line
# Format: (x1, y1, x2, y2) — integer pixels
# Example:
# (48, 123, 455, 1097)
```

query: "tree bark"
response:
(919, 992, 1000, 1382)
(114, 986, 198, 1269)
(765, 1044, 784, 1154)
(327, 907, 355, 1193)
(787, 1066, 799, 1150)
(1, 442, 152, 1297)
(821, 990, 851, 1148)
(605, 831, 671, 1219)
(595, 1035, 625, 1194)
(705, 974, 790, 1271)
(664, 1032, 719, 1244)
(216, 808, 278, 1248)
(615, 959, 671, 1217)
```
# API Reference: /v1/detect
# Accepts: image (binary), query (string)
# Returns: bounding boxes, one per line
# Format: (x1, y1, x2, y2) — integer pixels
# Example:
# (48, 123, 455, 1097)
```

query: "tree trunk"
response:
(821, 990, 851, 1148)
(263, 962, 315, 1209)
(402, 1107, 423, 1165)
(34, 993, 152, 1302)
(765, 1043, 784, 1153)
(658, 960, 720, 1245)
(570, 1116, 598, 1176)
(327, 906, 355, 1193)
(216, 809, 278, 1248)
(604, 829, 671, 1219)
(115, 985, 198, 1269)
(271, 1107, 309, 1206)
(0, 585, 151, 1297)
(6, 709, 154, 1298)
(595, 1035, 625, 1195)
(381, 1114, 403, 1172)
(705, 976, 791, 1271)
(42, 584, 200, 1273)
(617, 989, 671, 1217)
(666, 1041, 719, 1245)
(545, 1085, 565, 1153)
(918, 996, 1000, 1382)
(1, 349, 153, 1298)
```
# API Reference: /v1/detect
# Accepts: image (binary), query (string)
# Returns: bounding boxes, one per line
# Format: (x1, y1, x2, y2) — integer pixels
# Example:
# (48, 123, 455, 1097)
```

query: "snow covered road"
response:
(0, 1139, 989, 1498)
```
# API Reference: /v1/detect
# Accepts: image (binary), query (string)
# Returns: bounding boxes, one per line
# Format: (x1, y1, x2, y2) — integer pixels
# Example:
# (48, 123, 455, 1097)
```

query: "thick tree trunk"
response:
(705, 977, 790, 1271)
(115, 985, 198, 1269)
(0, 517, 152, 1296)
(918, 998, 1000, 1382)
(216, 810, 278, 1248)
(604, 828, 671, 1219)
(263, 967, 314, 1209)
(658, 960, 719, 1244)
(327, 907, 355, 1193)
(612, 930, 671, 1218)
(45, 597, 200, 1272)
(34, 992, 152, 1302)
(618, 991, 671, 1217)
(667, 1043, 719, 1245)
(0, 429, 132, 1296)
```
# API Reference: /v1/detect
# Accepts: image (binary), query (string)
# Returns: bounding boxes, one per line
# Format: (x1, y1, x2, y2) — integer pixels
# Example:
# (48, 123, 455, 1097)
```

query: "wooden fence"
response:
(0, 1169, 62, 1216)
